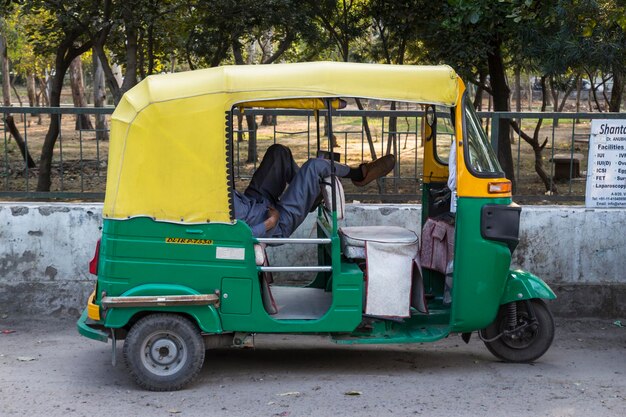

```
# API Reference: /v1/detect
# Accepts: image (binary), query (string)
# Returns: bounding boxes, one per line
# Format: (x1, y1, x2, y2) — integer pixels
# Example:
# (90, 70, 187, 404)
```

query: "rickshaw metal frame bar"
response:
(232, 108, 427, 118)
(257, 237, 331, 245)
(101, 294, 220, 309)
(326, 99, 338, 235)
(259, 266, 332, 273)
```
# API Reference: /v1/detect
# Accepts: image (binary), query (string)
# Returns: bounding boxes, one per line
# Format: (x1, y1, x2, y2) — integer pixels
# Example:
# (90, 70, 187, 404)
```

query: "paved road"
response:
(0, 315, 624, 417)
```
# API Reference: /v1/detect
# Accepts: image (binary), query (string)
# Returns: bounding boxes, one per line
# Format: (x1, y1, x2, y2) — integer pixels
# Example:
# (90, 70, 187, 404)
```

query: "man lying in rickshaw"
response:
(234, 143, 396, 238)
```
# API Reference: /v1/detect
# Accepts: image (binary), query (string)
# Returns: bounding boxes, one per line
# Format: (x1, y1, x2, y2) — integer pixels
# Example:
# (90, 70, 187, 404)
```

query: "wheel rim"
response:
(140, 330, 188, 376)
(499, 311, 539, 350)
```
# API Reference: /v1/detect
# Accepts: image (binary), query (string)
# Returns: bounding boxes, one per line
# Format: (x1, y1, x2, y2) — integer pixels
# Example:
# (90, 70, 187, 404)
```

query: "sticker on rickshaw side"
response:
(165, 238, 214, 245)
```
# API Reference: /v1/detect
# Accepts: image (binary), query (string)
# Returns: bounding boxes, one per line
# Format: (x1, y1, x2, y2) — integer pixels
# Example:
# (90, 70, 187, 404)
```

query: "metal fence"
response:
(487, 111, 626, 202)
(2, 105, 625, 203)
(1, 106, 112, 199)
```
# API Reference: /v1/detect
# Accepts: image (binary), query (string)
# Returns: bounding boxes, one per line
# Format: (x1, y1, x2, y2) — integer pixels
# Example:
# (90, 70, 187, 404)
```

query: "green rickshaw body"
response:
(92, 217, 364, 334)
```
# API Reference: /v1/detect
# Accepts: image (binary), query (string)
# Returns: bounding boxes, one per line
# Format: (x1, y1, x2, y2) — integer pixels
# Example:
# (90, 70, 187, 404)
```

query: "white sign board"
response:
(586, 120, 626, 207)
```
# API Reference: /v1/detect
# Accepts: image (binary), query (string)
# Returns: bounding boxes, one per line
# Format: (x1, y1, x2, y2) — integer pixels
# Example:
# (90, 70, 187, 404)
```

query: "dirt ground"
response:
(0, 315, 624, 417)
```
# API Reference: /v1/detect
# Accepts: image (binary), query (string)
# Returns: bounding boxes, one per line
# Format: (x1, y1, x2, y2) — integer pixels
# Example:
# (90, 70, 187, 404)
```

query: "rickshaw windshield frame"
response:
(462, 93, 504, 178)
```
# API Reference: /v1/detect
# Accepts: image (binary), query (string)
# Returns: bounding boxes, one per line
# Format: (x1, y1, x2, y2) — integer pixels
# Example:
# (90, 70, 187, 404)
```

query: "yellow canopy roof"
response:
(103, 62, 460, 223)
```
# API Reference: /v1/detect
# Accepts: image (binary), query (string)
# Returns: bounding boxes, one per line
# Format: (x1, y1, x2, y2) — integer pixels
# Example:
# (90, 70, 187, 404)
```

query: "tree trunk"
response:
(26, 73, 37, 116)
(601, 75, 611, 107)
(354, 98, 377, 161)
(513, 67, 521, 144)
(528, 74, 533, 110)
(587, 75, 593, 113)
(37, 38, 93, 192)
(137, 30, 146, 80)
(36, 76, 48, 124)
(39, 73, 50, 107)
(93, 43, 122, 104)
(473, 71, 487, 110)
(587, 71, 603, 112)
(557, 76, 577, 112)
(231, 40, 257, 163)
(9, 74, 22, 106)
(487, 40, 515, 189)
(69, 57, 94, 130)
(245, 114, 257, 163)
(121, 7, 139, 96)
(515, 67, 521, 112)
(509, 76, 557, 194)
(548, 76, 560, 127)
(93, 3, 134, 106)
(37, 58, 68, 191)
(170, 54, 176, 73)
(0, 33, 10, 106)
(147, 24, 155, 75)
(609, 68, 623, 112)
(4, 115, 36, 168)
(260, 114, 274, 126)
(575, 77, 582, 123)
(93, 53, 109, 141)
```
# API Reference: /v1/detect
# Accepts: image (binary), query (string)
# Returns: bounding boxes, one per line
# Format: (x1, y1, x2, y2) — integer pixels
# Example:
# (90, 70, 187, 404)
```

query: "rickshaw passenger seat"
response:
(339, 226, 419, 318)
(339, 226, 419, 259)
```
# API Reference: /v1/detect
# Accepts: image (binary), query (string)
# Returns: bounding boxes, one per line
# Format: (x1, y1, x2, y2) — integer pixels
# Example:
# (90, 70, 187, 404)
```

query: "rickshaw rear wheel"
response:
(481, 299, 554, 363)
(123, 313, 205, 391)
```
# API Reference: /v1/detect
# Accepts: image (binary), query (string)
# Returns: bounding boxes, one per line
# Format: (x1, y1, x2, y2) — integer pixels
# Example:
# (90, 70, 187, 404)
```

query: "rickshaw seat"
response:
(340, 226, 419, 259)
(340, 226, 419, 318)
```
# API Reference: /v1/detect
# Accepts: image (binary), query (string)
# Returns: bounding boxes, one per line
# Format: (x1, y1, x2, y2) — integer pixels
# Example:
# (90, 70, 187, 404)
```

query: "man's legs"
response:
(245, 144, 299, 205)
(271, 158, 349, 238)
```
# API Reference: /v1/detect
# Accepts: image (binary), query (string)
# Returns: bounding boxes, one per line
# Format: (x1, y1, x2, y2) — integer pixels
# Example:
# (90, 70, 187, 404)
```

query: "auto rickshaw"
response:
(77, 62, 556, 391)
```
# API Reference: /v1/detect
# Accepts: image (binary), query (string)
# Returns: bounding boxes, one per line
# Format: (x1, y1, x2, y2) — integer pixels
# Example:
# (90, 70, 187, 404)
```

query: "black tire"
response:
(123, 313, 205, 391)
(481, 299, 555, 363)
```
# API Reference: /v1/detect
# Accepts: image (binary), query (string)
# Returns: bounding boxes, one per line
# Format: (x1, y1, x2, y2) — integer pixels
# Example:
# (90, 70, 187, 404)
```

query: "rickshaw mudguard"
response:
(102, 284, 223, 334)
(77, 308, 109, 343)
(500, 269, 556, 305)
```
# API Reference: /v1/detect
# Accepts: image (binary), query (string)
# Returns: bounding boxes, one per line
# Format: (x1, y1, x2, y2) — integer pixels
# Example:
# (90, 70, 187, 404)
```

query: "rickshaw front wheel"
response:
(481, 299, 555, 363)
(123, 313, 205, 391)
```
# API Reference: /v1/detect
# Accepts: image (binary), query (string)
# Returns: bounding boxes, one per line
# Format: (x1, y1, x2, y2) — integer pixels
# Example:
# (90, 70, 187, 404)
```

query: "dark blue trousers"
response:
(242, 144, 349, 238)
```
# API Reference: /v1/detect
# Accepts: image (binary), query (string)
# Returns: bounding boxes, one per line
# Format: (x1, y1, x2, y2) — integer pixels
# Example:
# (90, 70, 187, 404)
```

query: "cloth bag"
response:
(419, 218, 455, 274)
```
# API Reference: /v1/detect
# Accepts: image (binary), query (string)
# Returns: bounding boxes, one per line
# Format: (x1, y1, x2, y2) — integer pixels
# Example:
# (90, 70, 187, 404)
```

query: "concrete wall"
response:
(1, 203, 624, 317)
(0, 203, 102, 316)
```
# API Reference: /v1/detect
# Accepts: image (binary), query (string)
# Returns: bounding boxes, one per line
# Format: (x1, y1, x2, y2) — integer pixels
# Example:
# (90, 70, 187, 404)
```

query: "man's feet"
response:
(352, 154, 396, 186)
